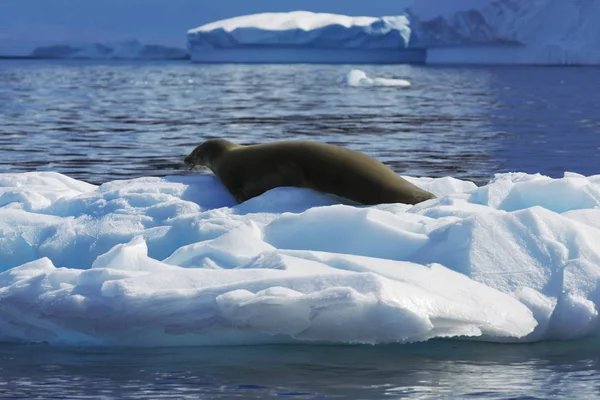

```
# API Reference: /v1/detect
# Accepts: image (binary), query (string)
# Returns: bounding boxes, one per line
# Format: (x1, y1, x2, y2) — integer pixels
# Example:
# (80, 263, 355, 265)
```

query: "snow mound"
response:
(2, 170, 600, 346)
(187, 11, 425, 64)
(342, 69, 411, 87)
(31, 40, 189, 60)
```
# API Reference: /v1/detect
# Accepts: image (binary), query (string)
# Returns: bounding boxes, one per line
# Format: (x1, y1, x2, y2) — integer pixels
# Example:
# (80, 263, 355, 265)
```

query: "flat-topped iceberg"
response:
(31, 40, 189, 60)
(1, 170, 600, 346)
(187, 11, 425, 64)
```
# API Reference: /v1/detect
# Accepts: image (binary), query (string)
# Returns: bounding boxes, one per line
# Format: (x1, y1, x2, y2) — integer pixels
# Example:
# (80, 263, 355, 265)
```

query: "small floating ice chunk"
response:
(342, 69, 411, 87)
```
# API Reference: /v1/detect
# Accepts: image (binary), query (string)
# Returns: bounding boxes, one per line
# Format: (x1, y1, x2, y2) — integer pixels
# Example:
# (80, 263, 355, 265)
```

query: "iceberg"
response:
(30, 40, 189, 60)
(185, 1, 600, 66)
(409, 0, 600, 65)
(1, 170, 600, 346)
(187, 11, 425, 64)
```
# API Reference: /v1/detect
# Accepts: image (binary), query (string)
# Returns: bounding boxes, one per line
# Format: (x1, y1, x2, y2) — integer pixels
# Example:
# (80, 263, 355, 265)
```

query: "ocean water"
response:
(1, 60, 600, 399)
(1, 60, 599, 185)
(2, 340, 600, 399)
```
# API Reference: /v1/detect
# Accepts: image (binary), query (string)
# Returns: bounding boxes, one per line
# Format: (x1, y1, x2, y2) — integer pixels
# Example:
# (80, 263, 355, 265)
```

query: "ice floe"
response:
(1, 171, 600, 346)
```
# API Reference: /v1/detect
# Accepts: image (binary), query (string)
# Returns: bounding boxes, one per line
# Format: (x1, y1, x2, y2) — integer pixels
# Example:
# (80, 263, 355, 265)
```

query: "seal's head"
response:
(184, 139, 238, 171)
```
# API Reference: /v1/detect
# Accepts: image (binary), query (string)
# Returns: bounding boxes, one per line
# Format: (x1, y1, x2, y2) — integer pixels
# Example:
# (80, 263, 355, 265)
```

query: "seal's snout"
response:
(184, 152, 211, 172)
(184, 153, 198, 171)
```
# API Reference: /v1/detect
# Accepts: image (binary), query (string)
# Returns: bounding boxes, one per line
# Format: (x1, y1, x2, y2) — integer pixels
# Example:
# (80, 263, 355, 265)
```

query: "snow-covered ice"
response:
(188, 11, 411, 49)
(1, 170, 600, 346)
(30, 40, 188, 60)
(187, 11, 425, 64)
(342, 69, 411, 87)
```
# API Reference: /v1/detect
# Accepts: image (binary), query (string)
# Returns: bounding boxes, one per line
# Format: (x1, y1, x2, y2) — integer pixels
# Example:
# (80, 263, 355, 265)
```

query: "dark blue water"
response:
(2, 340, 600, 399)
(1, 60, 599, 186)
(2, 60, 600, 399)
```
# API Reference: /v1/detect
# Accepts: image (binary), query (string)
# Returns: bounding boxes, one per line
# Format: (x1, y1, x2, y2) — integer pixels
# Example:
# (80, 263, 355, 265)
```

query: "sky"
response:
(0, 0, 486, 55)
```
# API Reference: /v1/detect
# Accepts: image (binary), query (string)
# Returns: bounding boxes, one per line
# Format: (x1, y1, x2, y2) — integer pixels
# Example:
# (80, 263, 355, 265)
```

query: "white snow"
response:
(343, 69, 411, 87)
(187, 11, 425, 64)
(192, 11, 381, 33)
(1, 170, 600, 346)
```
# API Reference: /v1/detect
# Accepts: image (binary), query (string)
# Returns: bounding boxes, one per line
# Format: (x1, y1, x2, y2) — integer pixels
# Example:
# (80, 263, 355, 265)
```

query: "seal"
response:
(184, 139, 436, 205)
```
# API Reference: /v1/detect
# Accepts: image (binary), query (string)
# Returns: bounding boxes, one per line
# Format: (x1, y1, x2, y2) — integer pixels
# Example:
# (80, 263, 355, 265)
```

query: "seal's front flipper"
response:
(237, 162, 309, 202)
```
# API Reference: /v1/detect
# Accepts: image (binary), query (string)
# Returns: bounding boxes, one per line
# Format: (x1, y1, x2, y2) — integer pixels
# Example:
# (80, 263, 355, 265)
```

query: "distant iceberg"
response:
(31, 40, 189, 60)
(187, 11, 425, 64)
(409, 0, 600, 65)
(185, 2, 600, 66)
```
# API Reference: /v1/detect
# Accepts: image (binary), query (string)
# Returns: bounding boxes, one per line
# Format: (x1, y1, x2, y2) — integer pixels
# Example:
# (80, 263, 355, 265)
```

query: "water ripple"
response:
(1, 60, 599, 186)
(2, 341, 600, 399)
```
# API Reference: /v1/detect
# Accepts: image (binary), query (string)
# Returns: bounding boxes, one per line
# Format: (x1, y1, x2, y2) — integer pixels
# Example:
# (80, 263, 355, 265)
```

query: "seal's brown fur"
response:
(184, 139, 436, 205)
